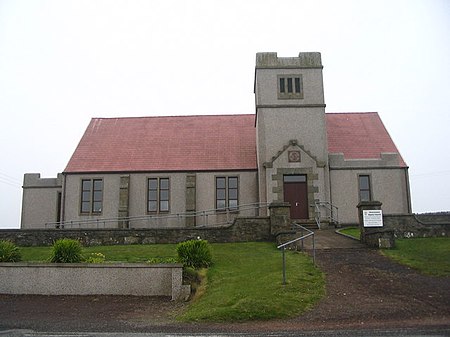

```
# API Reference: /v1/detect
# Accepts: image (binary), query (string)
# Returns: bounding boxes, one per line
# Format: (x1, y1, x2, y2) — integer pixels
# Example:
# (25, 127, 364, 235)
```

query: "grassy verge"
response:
(19, 242, 325, 322)
(381, 237, 450, 276)
(178, 242, 324, 321)
(337, 227, 360, 240)
(336, 230, 449, 276)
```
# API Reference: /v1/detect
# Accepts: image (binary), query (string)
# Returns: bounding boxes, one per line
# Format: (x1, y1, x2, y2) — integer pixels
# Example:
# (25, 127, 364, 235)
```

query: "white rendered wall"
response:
(0, 263, 186, 300)
(21, 173, 62, 229)
(330, 168, 410, 224)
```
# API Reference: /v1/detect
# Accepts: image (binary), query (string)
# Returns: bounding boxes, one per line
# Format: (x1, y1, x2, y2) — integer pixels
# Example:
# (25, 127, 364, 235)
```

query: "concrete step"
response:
(293, 219, 334, 229)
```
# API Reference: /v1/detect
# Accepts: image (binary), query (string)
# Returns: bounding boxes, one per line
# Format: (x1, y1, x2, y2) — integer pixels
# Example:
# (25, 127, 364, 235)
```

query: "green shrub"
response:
(0, 240, 22, 262)
(176, 239, 212, 269)
(50, 239, 84, 263)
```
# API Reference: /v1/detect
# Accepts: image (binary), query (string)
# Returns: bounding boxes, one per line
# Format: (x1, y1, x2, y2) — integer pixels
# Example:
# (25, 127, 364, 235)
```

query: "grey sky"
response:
(0, 0, 449, 228)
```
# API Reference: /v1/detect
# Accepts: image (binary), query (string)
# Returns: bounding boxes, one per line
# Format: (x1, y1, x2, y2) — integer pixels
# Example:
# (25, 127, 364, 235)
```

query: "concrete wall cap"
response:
(269, 202, 291, 208)
(0, 262, 183, 269)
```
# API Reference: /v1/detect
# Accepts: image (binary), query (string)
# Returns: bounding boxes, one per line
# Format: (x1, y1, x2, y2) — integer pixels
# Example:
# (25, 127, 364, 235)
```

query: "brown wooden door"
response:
(283, 175, 308, 219)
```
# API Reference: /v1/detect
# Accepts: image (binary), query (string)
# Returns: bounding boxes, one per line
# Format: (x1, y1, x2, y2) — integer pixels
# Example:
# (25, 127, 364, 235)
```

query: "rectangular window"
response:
(359, 175, 371, 202)
(278, 75, 303, 99)
(294, 77, 301, 93)
(279, 78, 285, 94)
(148, 178, 170, 213)
(287, 77, 293, 93)
(215, 176, 239, 211)
(80, 179, 103, 214)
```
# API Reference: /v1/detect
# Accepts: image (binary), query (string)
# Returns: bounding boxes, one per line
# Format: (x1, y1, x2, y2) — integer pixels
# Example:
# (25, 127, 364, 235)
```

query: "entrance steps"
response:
(293, 219, 335, 230)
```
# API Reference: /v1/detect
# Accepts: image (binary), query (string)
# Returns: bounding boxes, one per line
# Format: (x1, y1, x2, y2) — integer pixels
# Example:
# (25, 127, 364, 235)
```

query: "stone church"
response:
(21, 52, 412, 229)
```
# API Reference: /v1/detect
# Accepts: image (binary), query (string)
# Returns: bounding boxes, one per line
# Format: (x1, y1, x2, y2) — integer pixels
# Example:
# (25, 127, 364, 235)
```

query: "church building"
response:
(21, 52, 412, 229)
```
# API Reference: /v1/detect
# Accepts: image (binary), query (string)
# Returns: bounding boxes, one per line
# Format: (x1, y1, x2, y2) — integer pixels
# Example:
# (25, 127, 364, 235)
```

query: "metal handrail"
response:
(314, 203, 322, 230)
(45, 202, 270, 229)
(277, 224, 315, 285)
(315, 201, 339, 227)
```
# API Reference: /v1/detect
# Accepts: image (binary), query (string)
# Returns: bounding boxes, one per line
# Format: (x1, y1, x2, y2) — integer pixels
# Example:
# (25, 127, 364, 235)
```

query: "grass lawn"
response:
(19, 241, 325, 322)
(178, 242, 324, 321)
(337, 229, 449, 277)
(381, 237, 450, 277)
(338, 227, 360, 240)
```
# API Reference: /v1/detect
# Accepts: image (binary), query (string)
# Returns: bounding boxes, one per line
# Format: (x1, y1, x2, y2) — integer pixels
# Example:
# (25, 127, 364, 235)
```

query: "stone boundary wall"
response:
(357, 203, 448, 248)
(0, 216, 271, 246)
(383, 212, 450, 238)
(0, 263, 187, 300)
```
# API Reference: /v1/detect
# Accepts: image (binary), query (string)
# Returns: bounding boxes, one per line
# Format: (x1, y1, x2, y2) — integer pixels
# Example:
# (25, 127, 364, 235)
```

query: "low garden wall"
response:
(357, 203, 448, 248)
(0, 216, 271, 247)
(383, 212, 450, 238)
(0, 262, 188, 300)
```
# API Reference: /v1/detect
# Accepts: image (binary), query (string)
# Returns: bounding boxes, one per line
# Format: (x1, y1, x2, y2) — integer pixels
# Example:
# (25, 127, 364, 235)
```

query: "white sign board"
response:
(363, 210, 383, 227)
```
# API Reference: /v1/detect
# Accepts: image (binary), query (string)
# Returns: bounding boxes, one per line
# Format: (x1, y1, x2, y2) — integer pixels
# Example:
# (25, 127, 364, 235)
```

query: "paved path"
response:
(300, 227, 364, 250)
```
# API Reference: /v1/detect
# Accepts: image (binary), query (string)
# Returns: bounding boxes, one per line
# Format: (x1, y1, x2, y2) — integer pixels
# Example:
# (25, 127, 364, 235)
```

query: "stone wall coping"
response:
(0, 262, 183, 269)
(269, 202, 291, 208)
(384, 213, 450, 225)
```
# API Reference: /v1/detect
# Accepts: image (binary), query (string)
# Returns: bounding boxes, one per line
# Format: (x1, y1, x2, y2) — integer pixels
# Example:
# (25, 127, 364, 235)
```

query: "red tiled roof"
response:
(326, 112, 407, 166)
(64, 112, 406, 173)
(64, 115, 257, 173)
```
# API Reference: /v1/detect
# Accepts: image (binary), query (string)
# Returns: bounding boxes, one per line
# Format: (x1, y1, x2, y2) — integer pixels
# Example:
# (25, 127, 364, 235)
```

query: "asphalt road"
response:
(1, 327, 450, 337)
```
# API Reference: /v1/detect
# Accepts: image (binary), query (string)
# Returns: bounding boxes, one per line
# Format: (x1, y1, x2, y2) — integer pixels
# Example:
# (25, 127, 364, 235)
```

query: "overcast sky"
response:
(0, 0, 449, 228)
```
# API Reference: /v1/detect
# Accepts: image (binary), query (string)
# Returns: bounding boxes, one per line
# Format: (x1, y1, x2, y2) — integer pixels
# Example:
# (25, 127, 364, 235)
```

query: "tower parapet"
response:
(256, 52, 323, 69)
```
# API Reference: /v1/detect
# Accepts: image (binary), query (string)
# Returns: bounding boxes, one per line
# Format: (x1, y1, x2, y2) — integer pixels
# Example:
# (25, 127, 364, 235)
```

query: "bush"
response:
(50, 239, 84, 263)
(0, 240, 21, 262)
(176, 239, 212, 269)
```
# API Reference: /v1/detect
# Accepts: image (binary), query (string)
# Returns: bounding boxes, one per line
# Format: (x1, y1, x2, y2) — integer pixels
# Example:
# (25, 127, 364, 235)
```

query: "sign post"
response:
(357, 201, 395, 249)
(363, 210, 383, 228)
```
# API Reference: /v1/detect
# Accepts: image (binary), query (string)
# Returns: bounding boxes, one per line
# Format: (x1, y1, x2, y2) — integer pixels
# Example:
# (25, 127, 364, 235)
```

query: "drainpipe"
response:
(404, 167, 412, 214)
(61, 173, 67, 223)
(328, 165, 333, 208)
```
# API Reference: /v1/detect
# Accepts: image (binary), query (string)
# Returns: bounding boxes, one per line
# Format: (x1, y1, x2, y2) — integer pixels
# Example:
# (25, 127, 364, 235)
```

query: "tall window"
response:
(81, 179, 103, 214)
(216, 176, 238, 210)
(278, 75, 303, 99)
(148, 178, 170, 213)
(359, 175, 372, 202)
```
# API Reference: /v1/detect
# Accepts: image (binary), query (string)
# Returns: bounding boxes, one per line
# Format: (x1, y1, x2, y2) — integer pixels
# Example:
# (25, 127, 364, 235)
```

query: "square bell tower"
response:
(254, 52, 330, 220)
